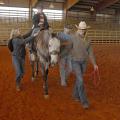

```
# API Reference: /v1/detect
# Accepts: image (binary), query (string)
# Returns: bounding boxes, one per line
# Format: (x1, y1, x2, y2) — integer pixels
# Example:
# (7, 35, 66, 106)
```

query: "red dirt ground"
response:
(0, 45, 120, 120)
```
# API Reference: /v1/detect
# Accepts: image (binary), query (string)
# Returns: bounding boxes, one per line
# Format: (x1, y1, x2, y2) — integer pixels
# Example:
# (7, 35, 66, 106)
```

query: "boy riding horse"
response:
(27, 4, 49, 80)
(29, 4, 49, 54)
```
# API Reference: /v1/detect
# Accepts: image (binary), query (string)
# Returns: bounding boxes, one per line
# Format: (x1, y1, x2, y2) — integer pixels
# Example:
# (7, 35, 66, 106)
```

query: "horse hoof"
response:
(31, 77, 35, 82)
(35, 72, 38, 77)
(43, 85, 45, 89)
(44, 95, 49, 99)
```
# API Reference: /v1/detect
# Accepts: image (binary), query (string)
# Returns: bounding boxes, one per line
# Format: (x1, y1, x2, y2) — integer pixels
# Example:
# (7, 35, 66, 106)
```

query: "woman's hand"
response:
(38, 22, 43, 26)
(33, 32, 39, 37)
(32, 25, 34, 29)
(94, 64, 98, 71)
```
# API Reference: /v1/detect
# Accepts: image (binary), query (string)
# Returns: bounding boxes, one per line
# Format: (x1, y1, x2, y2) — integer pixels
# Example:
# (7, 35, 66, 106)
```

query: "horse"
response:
(30, 29, 60, 98)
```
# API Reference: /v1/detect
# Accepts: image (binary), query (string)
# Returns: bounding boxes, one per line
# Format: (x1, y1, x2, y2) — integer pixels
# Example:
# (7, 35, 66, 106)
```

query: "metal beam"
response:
(65, 0, 79, 10)
(63, 0, 79, 22)
(70, 7, 90, 11)
(40, 0, 65, 3)
(79, 0, 99, 4)
(111, 4, 120, 8)
(77, 2, 94, 6)
(96, 0, 119, 11)
(75, 5, 91, 9)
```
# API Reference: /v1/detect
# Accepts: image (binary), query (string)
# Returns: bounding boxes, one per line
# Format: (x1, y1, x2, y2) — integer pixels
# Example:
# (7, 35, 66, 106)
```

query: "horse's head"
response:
(49, 33, 60, 66)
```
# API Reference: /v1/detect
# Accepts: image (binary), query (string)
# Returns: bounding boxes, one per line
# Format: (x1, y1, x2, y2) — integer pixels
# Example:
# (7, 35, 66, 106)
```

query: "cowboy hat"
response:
(75, 21, 90, 30)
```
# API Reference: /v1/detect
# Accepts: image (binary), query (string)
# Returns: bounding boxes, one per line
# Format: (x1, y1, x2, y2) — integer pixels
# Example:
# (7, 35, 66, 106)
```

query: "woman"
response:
(71, 21, 98, 109)
(10, 28, 38, 91)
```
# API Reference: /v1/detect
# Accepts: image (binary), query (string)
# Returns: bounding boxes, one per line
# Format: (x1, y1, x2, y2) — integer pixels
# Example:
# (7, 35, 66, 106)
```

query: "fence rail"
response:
(0, 29, 120, 45)
(87, 30, 120, 44)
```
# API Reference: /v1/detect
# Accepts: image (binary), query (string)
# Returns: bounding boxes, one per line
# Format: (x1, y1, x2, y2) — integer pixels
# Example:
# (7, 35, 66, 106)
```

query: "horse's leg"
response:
(31, 61, 35, 81)
(34, 61, 38, 77)
(35, 60, 39, 76)
(41, 63, 49, 98)
(44, 68, 49, 97)
(40, 63, 45, 77)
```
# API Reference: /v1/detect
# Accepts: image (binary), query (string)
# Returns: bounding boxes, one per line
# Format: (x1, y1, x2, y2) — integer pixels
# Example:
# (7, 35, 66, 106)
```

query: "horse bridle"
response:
(49, 35, 60, 56)
(49, 50, 60, 56)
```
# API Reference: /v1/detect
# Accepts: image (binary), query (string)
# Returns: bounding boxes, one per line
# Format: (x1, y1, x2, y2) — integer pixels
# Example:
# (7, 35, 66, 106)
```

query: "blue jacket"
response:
(32, 12, 49, 29)
(12, 36, 35, 58)
(57, 32, 72, 42)
(57, 32, 72, 58)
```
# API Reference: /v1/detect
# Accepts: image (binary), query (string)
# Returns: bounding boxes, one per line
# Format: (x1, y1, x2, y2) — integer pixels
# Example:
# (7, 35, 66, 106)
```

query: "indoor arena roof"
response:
(0, 0, 30, 7)
(0, 0, 120, 12)
(68, 0, 120, 12)
(38, 0, 120, 12)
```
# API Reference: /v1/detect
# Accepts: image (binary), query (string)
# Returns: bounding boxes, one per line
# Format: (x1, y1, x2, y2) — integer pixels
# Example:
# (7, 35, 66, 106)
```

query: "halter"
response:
(48, 34, 60, 56)
(49, 50, 60, 56)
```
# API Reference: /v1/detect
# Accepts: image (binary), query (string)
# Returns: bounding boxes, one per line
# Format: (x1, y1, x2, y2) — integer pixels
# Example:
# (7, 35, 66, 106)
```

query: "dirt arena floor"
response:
(0, 44, 120, 120)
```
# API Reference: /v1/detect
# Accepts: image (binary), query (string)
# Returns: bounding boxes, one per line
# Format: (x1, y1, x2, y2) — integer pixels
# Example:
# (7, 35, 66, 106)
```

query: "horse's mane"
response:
(36, 30, 50, 49)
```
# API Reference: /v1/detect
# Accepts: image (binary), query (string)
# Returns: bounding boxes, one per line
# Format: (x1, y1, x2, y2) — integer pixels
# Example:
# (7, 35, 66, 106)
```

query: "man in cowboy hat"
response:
(71, 21, 98, 109)
(59, 24, 73, 86)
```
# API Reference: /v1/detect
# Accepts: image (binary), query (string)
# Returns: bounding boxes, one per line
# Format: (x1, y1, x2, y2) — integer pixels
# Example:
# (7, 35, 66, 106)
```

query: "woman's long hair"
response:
(10, 28, 21, 39)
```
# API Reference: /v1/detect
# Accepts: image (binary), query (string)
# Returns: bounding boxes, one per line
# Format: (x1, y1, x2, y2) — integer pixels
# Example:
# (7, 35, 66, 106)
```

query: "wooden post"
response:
(29, 0, 32, 21)
(63, 3, 68, 25)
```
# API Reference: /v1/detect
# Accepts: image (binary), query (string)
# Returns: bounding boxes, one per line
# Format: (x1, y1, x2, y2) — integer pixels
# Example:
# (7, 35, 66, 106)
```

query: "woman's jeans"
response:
(12, 56, 25, 85)
(71, 60, 89, 104)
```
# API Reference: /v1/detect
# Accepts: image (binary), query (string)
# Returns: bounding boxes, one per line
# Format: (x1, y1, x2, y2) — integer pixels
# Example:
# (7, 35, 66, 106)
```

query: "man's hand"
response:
(61, 41, 72, 46)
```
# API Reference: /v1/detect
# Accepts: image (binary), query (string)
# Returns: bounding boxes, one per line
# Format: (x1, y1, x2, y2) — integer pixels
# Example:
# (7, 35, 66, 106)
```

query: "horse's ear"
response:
(51, 33, 57, 38)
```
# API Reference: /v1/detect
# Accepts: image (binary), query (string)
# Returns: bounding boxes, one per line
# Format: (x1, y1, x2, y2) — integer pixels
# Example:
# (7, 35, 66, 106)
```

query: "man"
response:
(71, 21, 98, 109)
(59, 25, 73, 86)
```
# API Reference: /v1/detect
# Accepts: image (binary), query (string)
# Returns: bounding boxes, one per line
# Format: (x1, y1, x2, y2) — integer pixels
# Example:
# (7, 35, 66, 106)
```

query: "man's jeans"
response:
(12, 56, 25, 85)
(59, 55, 72, 86)
(71, 60, 89, 104)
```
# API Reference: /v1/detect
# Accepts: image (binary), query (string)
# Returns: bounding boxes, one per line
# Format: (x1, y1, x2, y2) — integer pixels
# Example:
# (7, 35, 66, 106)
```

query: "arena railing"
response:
(1, 29, 120, 45)
(0, 19, 120, 45)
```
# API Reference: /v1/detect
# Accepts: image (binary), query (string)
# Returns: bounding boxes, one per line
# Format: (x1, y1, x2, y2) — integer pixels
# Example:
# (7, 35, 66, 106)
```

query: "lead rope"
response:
(83, 31, 100, 87)
(84, 69, 100, 88)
